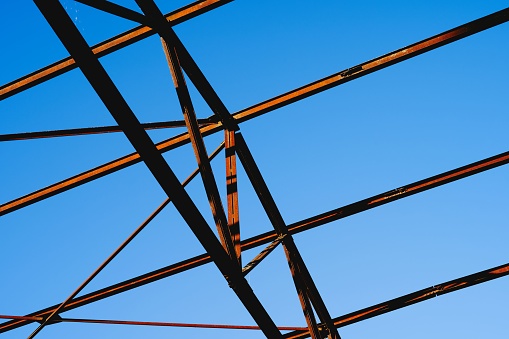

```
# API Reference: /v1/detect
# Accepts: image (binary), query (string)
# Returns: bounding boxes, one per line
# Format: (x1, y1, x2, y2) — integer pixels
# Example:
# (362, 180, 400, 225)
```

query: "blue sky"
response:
(1, 1, 508, 338)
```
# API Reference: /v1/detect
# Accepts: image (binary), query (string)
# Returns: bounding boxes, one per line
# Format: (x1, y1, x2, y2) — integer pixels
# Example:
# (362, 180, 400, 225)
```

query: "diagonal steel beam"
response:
(32, 1, 281, 338)
(2, 8, 507, 215)
(160, 24, 238, 130)
(283, 262, 509, 338)
(0, 0, 232, 101)
(235, 132, 341, 339)
(75, 0, 149, 25)
(234, 7, 509, 123)
(149, 4, 236, 262)
(2, 148, 509, 333)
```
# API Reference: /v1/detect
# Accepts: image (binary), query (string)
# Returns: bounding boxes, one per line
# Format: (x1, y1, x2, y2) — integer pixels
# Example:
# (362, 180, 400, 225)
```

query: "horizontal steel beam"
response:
(283, 262, 509, 338)
(2, 149, 507, 333)
(0, 118, 214, 142)
(1, 7, 507, 216)
(0, 0, 232, 100)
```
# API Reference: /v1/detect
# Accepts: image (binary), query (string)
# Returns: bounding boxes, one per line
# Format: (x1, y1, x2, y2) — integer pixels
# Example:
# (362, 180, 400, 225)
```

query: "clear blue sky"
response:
(1, 1, 508, 338)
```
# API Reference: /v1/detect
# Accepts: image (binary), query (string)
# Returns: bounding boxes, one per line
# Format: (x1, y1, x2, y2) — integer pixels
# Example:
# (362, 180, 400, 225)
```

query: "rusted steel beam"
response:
(168, 28, 238, 130)
(2, 149, 508, 334)
(0, 119, 213, 142)
(283, 262, 509, 339)
(235, 132, 340, 339)
(287, 250, 322, 339)
(226, 129, 241, 264)
(233, 7, 509, 123)
(33, 1, 281, 338)
(2, 8, 507, 216)
(152, 10, 236, 263)
(0, 0, 232, 101)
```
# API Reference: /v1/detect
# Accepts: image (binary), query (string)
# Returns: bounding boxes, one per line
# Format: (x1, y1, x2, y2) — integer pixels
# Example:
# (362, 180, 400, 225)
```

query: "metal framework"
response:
(1, 1, 508, 338)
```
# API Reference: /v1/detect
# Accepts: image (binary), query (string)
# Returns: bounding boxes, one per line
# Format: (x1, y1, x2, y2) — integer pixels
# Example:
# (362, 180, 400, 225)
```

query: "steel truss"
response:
(1, 1, 508, 338)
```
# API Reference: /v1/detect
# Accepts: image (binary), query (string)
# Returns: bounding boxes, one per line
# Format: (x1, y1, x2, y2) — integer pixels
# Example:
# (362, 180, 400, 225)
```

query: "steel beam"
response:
(226, 129, 241, 264)
(0, 119, 213, 142)
(235, 132, 340, 339)
(32, 1, 281, 338)
(153, 8, 236, 261)
(75, 0, 148, 25)
(283, 262, 509, 338)
(0, 0, 232, 101)
(2, 8, 507, 215)
(233, 7, 509, 123)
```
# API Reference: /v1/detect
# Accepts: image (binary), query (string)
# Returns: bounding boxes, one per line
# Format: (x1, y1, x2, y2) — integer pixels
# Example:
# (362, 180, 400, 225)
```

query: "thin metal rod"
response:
(0, 315, 307, 331)
(0, 0, 233, 101)
(18, 141, 224, 337)
(75, 0, 148, 25)
(2, 8, 507, 214)
(283, 262, 509, 339)
(242, 235, 285, 276)
(34, 1, 282, 338)
(1, 148, 509, 334)
(0, 119, 213, 142)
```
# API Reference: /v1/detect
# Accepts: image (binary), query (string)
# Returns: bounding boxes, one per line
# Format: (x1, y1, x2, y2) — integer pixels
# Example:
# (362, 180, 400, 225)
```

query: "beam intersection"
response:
(1, 1, 508, 338)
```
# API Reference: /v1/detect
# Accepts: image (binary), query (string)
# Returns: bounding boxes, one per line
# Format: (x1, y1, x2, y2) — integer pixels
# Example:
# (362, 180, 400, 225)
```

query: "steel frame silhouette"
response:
(1, 1, 508, 338)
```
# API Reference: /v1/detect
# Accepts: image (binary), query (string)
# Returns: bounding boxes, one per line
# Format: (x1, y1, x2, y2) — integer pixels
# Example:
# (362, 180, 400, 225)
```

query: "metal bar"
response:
(163, 25, 238, 130)
(286, 249, 322, 339)
(0, 119, 213, 142)
(226, 129, 241, 264)
(1, 149, 509, 334)
(2, 8, 507, 215)
(0, 0, 232, 101)
(138, 0, 241, 262)
(283, 262, 509, 339)
(235, 132, 340, 338)
(33, 2, 281, 338)
(0, 314, 307, 331)
(242, 235, 285, 276)
(233, 7, 509, 123)
(20, 141, 225, 337)
(75, 0, 148, 25)
(154, 18, 236, 261)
